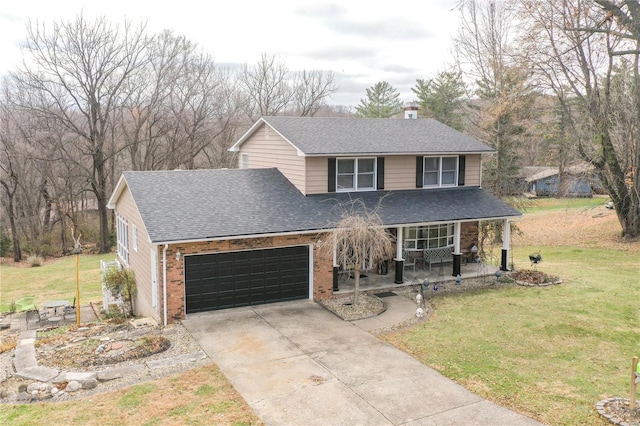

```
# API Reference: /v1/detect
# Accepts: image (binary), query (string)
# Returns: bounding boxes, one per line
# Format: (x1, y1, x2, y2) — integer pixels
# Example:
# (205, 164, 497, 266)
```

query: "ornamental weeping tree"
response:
(331, 200, 395, 305)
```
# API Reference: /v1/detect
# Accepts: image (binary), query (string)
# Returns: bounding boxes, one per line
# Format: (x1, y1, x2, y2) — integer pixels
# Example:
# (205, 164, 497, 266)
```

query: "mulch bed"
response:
(510, 269, 561, 286)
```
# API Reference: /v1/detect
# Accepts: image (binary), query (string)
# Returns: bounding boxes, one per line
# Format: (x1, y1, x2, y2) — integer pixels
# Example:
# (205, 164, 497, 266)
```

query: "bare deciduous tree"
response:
(517, 0, 640, 238)
(10, 14, 150, 253)
(326, 200, 395, 305)
(239, 53, 294, 120)
(0, 110, 23, 261)
(293, 69, 338, 117)
(239, 53, 338, 120)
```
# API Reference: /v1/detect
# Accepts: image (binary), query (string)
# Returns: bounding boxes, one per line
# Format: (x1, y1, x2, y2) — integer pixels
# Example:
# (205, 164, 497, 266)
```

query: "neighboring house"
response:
(522, 164, 600, 197)
(108, 116, 522, 325)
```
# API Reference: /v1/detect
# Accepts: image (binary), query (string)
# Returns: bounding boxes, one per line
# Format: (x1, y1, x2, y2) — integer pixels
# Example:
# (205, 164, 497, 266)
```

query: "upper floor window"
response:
(337, 158, 376, 191)
(240, 153, 249, 169)
(423, 156, 458, 188)
(116, 214, 129, 265)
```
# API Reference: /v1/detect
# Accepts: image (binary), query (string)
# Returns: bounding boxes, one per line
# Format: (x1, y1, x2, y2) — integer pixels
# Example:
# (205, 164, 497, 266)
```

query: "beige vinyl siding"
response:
(240, 123, 306, 193)
(305, 157, 329, 194)
(305, 154, 483, 194)
(464, 154, 481, 186)
(114, 185, 159, 322)
(383, 156, 417, 190)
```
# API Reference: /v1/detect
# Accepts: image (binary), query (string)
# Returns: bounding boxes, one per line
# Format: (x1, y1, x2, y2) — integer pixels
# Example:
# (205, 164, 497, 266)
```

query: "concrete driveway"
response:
(182, 300, 543, 426)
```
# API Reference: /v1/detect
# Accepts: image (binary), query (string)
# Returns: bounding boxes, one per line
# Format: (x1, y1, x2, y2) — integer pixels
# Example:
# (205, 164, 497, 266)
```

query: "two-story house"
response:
(108, 116, 522, 325)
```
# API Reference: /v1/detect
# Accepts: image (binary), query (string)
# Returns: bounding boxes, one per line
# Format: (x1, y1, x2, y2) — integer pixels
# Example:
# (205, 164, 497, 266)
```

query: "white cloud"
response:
(0, 0, 460, 107)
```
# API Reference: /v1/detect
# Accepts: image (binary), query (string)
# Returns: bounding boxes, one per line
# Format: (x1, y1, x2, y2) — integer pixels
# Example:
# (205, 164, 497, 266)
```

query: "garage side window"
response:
(117, 214, 129, 265)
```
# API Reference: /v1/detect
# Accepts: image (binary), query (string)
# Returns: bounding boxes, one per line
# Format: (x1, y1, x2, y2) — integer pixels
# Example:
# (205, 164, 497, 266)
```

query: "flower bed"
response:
(510, 269, 562, 286)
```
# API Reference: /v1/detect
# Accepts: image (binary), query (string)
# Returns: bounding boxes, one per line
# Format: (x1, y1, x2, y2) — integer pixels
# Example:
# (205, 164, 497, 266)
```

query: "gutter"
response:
(162, 244, 168, 327)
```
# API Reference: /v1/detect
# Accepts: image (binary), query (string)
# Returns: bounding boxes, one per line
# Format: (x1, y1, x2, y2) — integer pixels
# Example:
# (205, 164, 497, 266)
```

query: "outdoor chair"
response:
(26, 307, 48, 330)
(64, 297, 77, 323)
(15, 296, 37, 313)
(403, 252, 419, 273)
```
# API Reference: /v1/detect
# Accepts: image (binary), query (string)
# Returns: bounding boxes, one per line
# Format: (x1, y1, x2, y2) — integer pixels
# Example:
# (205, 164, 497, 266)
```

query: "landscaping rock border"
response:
(596, 397, 640, 426)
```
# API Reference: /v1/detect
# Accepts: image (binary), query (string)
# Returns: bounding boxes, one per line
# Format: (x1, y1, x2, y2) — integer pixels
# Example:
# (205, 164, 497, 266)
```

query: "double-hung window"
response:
(116, 214, 129, 265)
(240, 153, 249, 169)
(337, 158, 376, 191)
(423, 156, 458, 188)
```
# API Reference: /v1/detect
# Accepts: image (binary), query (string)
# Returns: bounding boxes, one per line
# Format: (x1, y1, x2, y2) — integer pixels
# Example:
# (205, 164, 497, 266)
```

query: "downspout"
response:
(162, 244, 168, 327)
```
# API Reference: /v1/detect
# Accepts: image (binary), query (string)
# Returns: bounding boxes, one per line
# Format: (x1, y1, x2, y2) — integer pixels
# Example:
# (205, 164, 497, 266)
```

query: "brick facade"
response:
(460, 221, 479, 253)
(162, 233, 333, 324)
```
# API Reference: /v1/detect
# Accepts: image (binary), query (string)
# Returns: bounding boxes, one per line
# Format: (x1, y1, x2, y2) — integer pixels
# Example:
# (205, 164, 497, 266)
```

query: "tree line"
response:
(1, 0, 638, 262)
(355, 0, 639, 240)
(0, 15, 339, 261)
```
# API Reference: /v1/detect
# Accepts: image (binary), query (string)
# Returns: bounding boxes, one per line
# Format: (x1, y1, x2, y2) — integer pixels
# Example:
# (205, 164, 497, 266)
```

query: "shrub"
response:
(27, 255, 44, 267)
(0, 335, 17, 354)
(103, 267, 137, 316)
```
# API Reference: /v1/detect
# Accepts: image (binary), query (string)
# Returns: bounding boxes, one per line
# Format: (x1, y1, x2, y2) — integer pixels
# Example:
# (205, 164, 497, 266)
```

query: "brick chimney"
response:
(404, 102, 418, 119)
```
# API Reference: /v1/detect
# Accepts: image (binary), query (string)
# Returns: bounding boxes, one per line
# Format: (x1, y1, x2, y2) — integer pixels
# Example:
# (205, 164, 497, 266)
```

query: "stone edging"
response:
(596, 397, 635, 426)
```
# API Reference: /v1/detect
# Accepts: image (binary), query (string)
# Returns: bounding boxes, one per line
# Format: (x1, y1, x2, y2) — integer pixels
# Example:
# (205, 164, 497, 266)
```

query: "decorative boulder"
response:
(66, 381, 81, 392)
(82, 378, 98, 390)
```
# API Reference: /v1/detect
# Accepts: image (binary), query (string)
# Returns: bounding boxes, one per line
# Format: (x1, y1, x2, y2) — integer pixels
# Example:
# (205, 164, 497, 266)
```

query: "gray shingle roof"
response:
(312, 187, 522, 226)
(259, 116, 495, 155)
(123, 168, 331, 243)
(122, 168, 521, 244)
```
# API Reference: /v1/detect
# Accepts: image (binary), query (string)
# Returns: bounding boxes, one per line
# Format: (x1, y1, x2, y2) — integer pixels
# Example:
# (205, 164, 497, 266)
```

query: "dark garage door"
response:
(185, 246, 310, 313)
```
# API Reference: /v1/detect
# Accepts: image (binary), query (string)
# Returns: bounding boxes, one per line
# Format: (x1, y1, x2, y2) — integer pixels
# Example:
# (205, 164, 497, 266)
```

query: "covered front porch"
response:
(333, 258, 501, 295)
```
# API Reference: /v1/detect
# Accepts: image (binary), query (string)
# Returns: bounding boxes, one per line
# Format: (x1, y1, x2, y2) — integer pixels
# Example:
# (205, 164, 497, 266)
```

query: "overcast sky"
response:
(0, 0, 461, 107)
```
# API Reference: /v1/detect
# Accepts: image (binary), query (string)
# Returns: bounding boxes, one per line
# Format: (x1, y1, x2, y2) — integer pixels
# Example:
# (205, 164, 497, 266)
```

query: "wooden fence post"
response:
(631, 356, 638, 410)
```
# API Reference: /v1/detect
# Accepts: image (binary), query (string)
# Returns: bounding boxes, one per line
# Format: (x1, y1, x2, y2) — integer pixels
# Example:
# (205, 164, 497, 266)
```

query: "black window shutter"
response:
(416, 156, 423, 188)
(328, 157, 336, 192)
(458, 155, 466, 186)
(376, 157, 385, 190)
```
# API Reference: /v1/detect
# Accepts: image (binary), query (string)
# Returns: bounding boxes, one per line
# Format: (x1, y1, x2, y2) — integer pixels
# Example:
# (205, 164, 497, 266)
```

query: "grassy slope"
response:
(1, 253, 262, 425)
(0, 253, 115, 313)
(383, 199, 640, 426)
(0, 365, 261, 426)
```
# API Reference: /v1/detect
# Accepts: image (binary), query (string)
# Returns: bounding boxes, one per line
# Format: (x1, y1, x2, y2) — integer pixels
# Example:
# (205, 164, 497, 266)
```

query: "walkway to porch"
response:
(333, 260, 501, 294)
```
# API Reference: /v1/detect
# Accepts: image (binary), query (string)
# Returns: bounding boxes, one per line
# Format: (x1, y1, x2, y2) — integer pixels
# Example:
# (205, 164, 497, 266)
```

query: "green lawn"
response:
(0, 253, 116, 313)
(384, 245, 639, 425)
(524, 196, 606, 213)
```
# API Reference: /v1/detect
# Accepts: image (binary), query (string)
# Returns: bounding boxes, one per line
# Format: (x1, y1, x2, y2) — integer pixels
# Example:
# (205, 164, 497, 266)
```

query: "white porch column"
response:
(501, 219, 511, 271)
(394, 226, 404, 284)
(395, 226, 404, 260)
(452, 222, 462, 276)
(332, 232, 339, 291)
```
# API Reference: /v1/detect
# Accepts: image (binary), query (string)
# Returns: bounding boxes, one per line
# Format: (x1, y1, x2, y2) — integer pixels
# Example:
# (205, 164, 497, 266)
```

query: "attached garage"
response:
(185, 245, 311, 313)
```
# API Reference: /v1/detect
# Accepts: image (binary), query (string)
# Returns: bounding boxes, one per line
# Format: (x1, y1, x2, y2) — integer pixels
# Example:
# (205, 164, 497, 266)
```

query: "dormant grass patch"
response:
(383, 198, 639, 426)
